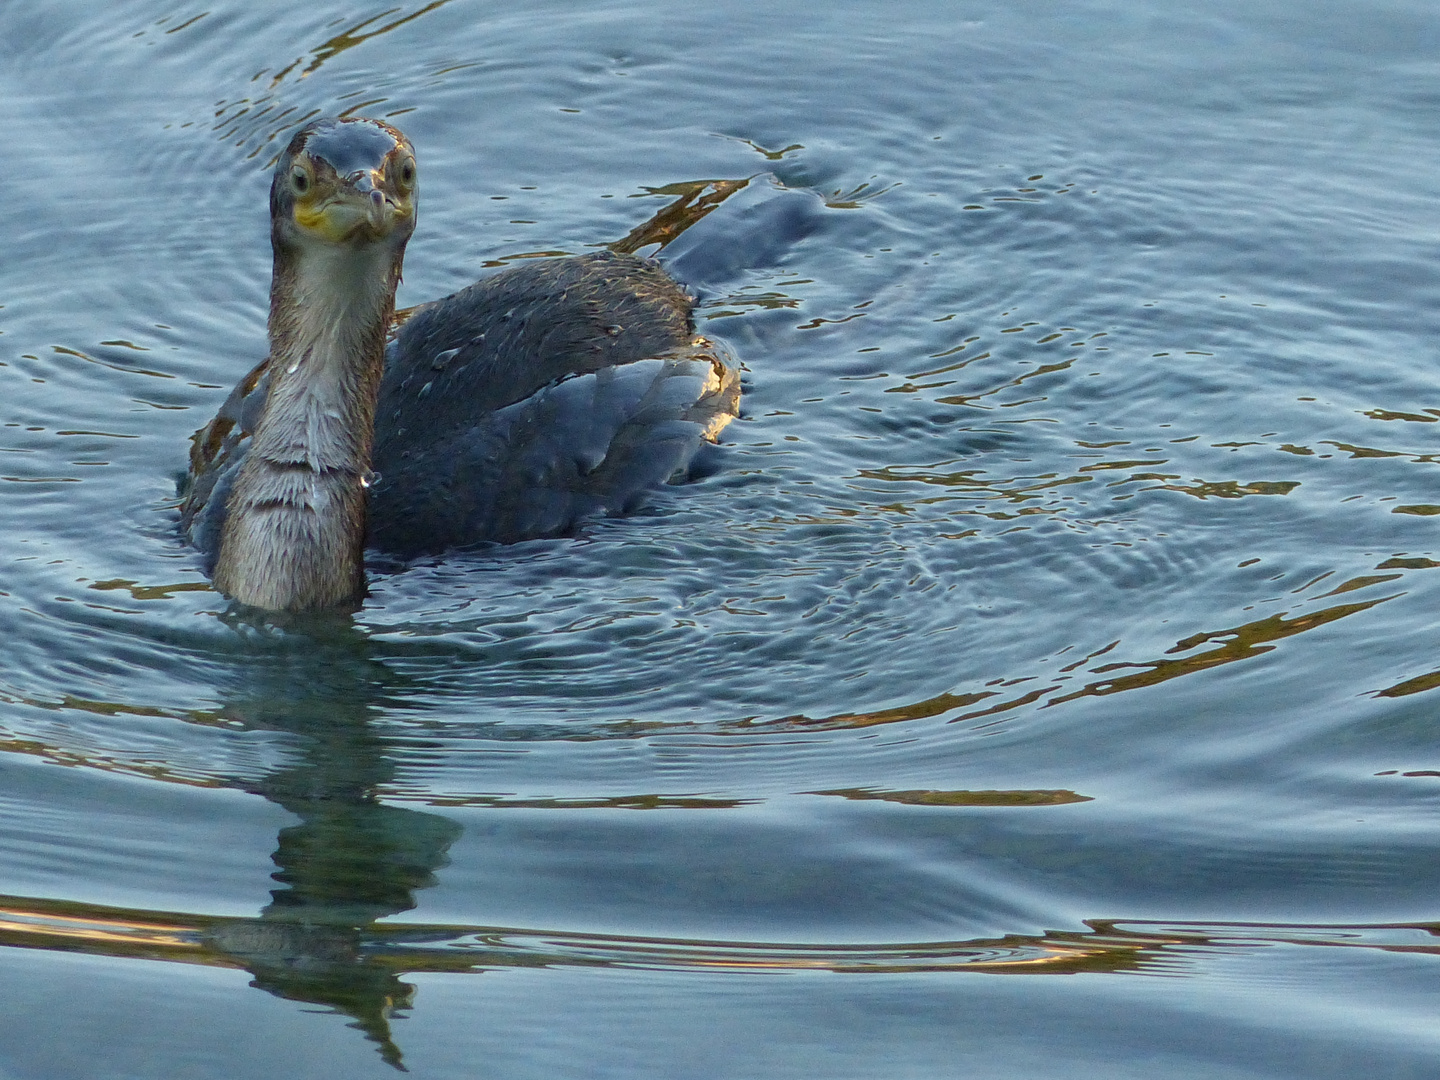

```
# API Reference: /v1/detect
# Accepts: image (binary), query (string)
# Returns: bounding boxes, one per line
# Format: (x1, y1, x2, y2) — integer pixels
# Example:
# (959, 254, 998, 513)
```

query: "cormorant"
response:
(180, 117, 740, 612)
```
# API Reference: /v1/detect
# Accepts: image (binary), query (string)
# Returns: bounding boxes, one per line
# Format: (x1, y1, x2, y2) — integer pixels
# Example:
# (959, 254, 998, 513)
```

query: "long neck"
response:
(213, 242, 399, 612)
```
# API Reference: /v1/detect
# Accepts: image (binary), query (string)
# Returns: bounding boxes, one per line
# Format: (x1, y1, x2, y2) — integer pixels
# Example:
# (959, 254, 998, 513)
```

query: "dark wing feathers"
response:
(180, 251, 739, 560)
(367, 347, 739, 553)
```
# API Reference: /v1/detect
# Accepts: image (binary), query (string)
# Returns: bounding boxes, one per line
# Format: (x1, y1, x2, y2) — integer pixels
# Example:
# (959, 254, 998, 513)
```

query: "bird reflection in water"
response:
(203, 622, 458, 1069)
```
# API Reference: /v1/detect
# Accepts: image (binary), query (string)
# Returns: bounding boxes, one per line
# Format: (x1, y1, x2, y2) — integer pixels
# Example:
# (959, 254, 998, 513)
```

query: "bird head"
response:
(271, 117, 417, 255)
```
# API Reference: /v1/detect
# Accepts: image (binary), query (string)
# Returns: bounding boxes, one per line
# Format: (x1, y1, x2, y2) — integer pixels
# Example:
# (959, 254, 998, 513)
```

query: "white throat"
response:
(211, 234, 399, 612)
(258, 239, 396, 472)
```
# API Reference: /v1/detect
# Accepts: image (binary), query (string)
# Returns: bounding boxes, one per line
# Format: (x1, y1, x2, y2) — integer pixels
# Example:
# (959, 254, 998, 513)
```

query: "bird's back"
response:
(370, 250, 738, 553)
(379, 249, 694, 419)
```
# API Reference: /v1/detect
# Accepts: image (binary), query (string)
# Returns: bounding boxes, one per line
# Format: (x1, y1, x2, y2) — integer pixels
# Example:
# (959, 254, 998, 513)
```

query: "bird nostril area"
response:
(349, 170, 381, 195)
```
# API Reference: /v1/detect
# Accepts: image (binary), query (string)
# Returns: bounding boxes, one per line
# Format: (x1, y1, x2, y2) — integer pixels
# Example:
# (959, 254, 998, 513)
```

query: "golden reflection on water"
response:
(4, 892, 1437, 980)
(208, 0, 456, 161)
(768, 578, 1409, 732)
(1325, 441, 1440, 463)
(936, 357, 1079, 409)
(808, 788, 1093, 807)
(0, 735, 226, 789)
(1046, 593, 1398, 707)
(1376, 668, 1440, 698)
(773, 690, 996, 731)
(1144, 479, 1298, 499)
(850, 455, 1300, 530)
(299, 3, 454, 82)
(89, 578, 213, 601)
(264, 0, 452, 87)
(609, 179, 752, 255)
(418, 793, 756, 810)
(0, 685, 236, 787)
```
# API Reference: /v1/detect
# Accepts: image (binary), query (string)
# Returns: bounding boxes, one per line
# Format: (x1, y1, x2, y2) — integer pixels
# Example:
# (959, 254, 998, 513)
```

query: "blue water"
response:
(3, 1, 1440, 1076)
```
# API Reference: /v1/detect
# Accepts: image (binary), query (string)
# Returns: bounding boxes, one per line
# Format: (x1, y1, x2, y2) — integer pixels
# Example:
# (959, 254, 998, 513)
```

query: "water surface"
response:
(3, 1, 1440, 1076)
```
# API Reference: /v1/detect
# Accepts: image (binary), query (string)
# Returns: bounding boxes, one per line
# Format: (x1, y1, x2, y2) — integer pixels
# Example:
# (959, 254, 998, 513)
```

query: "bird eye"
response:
(398, 158, 416, 191)
(291, 165, 310, 195)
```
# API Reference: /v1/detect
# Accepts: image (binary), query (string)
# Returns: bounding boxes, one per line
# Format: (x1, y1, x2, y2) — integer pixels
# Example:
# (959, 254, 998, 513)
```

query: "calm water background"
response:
(2, 1, 1439, 1076)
